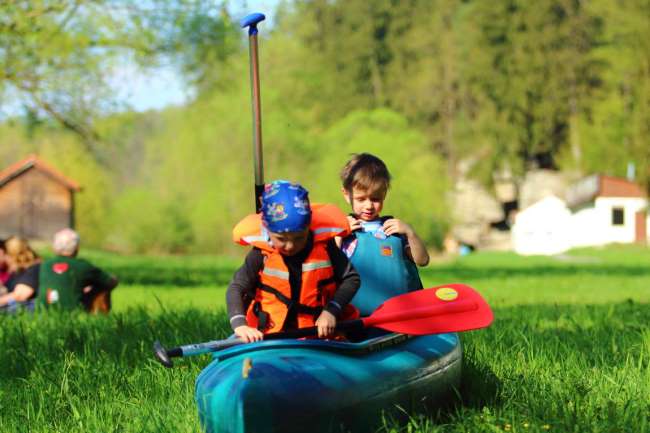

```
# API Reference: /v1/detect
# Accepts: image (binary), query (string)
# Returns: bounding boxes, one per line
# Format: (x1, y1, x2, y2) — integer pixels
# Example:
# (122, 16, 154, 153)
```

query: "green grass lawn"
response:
(1, 245, 649, 432)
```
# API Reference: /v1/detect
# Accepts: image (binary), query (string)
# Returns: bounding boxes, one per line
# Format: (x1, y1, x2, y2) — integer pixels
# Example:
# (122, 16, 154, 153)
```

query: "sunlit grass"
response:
(112, 286, 226, 313)
(1, 245, 649, 432)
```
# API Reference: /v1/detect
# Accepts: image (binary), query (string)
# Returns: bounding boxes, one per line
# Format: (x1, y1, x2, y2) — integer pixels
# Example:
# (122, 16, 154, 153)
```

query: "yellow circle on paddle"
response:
(435, 287, 458, 301)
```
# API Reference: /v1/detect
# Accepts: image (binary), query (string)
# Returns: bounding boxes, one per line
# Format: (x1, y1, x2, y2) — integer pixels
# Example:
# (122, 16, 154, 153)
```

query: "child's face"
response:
(268, 228, 310, 256)
(343, 186, 385, 221)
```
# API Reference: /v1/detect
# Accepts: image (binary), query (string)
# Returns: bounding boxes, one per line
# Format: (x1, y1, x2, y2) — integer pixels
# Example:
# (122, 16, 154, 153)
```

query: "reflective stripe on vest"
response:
(242, 234, 269, 244)
(262, 267, 290, 280)
(302, 260, 332, 272)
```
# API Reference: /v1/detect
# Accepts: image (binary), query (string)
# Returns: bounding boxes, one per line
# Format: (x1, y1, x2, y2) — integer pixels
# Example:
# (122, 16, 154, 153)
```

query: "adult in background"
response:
(37, 228, 119, 313)
(0, 237, 41, 311)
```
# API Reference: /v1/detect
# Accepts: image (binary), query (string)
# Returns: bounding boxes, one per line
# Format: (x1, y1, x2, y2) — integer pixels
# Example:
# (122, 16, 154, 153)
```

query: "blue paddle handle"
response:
(240, 13, 266, 35)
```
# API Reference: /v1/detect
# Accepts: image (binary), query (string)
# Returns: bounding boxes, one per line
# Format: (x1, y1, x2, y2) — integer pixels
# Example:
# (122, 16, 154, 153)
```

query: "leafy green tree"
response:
(381, 0, 471, 172)
(158, 2, 241, 93)
(463, 0, 604, 178)
(288, 0, 391, 118)
(0, 0, 231, 165)
(574, 0, 650, 189)
(107, 187, 194, 253)
(1, 2, 148, 146)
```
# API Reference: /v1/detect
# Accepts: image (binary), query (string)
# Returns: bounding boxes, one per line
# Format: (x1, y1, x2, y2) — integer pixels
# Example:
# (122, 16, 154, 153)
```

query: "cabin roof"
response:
(566, 174, 645, 208)
(0, 154, 81, 191)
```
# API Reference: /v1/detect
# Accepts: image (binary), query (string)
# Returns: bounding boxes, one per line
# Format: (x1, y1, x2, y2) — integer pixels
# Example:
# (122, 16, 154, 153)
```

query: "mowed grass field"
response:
(1, 245, 649, 433)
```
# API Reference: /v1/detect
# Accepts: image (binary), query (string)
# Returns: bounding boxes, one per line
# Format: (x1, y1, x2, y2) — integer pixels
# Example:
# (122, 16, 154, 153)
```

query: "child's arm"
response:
(312, 240, 361, 338)
(226, 249, 265, 342)
(0, 283, 34, 307)
(326, 240, 360, 312)
(382, 219, 430, 266)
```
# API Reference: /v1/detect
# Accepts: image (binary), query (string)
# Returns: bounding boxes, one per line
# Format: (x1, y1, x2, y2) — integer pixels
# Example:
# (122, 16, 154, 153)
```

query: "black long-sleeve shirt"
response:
(226, 237, 360, 331)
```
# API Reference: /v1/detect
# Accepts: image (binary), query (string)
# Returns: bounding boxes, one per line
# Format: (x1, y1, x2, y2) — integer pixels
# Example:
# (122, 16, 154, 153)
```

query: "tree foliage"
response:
(0, 0, 648, 252)
(2, 2, 143, 143)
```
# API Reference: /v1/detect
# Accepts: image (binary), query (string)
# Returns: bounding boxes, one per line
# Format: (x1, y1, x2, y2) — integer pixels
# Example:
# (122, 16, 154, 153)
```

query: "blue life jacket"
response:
(343, 217, 423, 316)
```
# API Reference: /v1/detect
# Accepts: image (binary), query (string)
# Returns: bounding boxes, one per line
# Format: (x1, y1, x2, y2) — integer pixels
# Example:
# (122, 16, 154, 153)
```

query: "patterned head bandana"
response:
(261, 180, 311, 233)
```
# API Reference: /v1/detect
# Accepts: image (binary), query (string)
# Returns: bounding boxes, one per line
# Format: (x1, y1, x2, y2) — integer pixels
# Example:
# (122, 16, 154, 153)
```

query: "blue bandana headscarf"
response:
(261, 180, 312, 233)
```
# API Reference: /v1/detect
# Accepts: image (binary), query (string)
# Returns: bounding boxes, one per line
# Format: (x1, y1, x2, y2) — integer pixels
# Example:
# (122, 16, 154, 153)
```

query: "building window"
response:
(612, 207, 625, 226)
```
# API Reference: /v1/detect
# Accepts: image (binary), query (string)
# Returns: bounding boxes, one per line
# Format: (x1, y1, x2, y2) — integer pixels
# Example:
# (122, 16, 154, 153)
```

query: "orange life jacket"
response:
(233, 203, 358, 333)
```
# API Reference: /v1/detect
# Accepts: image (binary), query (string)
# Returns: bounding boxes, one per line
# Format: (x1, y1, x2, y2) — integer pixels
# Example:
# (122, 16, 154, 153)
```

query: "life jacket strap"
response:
(252, 301, 270, 331)
(316, 276, 337, 288)
(259, 284, 324, 316)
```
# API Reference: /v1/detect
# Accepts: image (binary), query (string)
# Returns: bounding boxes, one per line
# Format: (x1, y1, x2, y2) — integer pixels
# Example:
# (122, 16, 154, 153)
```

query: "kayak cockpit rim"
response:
(211, 332, 459, 362)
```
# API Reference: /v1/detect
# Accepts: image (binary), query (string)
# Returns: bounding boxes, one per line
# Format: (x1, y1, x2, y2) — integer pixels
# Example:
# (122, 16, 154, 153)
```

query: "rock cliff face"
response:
(448, 169, 570, 251)
(518, 170, 569, 210)
(449, 178, 503, 247)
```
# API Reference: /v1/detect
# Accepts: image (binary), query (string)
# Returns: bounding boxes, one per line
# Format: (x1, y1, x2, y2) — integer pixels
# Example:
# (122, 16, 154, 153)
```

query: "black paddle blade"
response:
(153, 340, 173, 368)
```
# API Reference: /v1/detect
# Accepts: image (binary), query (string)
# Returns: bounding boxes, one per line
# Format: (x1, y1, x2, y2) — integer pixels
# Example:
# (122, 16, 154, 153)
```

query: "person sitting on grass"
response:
(337, 153, 429, 318)
(0, 236, 41, 312)
(0, 239, 11, 289)
(36, 228, 119, 313)
(227, 180, 360, 342)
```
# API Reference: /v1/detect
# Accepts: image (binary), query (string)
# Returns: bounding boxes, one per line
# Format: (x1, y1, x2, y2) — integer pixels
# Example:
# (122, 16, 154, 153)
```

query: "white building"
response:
(512, 175, 648, 255)
(566, 175, 647, 247)
(512, 195, 572, 255)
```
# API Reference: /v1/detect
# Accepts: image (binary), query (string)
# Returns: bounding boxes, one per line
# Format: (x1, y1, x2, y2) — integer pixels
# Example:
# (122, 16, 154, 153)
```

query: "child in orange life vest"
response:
(337, 153, 429, 317)
(226, 180, 360, 343)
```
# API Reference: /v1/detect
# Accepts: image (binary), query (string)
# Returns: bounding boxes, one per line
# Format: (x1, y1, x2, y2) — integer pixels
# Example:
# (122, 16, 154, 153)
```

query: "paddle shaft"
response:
(163, 320, 366, 358)
(158, 300, 478, 359)
(242, 15, 265, 212)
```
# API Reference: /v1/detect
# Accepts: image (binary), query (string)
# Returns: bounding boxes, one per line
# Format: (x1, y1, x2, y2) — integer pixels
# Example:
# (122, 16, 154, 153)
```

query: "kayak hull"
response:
(195, 333, 461, 433)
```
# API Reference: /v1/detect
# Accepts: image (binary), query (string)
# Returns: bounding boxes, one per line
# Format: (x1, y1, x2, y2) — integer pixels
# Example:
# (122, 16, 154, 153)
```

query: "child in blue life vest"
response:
(226, 180, 360, 343)
(338, 153, 429, 317)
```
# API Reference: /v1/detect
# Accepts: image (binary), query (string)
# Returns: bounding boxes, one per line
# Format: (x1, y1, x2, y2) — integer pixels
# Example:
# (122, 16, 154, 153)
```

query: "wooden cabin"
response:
(0, 155, 81, 240)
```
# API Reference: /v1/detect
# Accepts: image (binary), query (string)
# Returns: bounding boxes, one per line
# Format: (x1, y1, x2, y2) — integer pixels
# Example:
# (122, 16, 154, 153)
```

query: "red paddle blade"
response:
(362, 283, 494, 335)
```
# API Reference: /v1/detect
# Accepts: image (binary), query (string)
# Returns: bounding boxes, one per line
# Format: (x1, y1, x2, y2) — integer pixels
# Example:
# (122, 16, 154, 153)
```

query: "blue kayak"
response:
(195, 332, 462, 433)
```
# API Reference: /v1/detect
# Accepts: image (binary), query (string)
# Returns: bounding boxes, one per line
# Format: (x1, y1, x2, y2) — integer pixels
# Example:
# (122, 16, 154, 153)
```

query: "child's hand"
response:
(384, 218, 430, 266)
(382, 218, 412, 237)
(315, 310, 337, 338)
(347, 215, 362, 232)
(234, 325, 264, 343)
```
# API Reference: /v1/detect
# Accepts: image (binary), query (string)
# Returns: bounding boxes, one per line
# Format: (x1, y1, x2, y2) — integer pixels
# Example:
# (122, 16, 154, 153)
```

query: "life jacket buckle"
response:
(253, 301, 271, 331)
